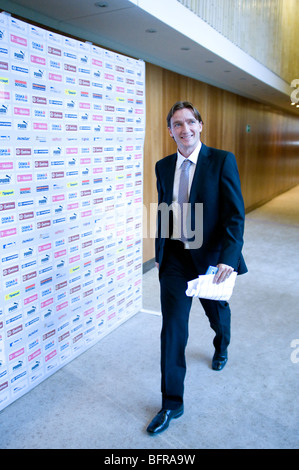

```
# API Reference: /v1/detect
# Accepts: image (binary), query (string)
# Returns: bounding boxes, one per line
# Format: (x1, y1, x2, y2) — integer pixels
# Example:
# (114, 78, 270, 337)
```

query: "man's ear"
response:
(168, 127, 174, 139)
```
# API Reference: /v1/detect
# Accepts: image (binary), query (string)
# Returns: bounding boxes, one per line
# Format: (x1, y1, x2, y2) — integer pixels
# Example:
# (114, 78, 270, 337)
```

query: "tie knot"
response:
(181, 159, 191, 171)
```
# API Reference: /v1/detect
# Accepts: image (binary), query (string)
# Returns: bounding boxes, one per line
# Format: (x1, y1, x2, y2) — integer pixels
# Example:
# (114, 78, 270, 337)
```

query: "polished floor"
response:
(1, 186, 299, 449)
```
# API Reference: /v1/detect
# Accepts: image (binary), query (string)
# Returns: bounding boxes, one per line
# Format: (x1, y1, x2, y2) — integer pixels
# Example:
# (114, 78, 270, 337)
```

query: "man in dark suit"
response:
(147, 101, 247, 434)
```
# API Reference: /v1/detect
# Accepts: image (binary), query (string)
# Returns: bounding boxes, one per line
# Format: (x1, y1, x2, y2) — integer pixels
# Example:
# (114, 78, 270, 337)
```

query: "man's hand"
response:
(213, 263, 234, 284)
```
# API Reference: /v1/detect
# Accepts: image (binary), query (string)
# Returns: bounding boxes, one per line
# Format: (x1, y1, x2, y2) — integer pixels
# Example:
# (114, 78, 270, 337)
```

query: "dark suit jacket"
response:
(155, 143, 247, 276)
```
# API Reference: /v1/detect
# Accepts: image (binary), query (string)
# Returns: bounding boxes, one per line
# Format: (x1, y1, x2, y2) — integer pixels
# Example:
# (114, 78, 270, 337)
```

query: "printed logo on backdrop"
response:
(0, 11, 145, 411)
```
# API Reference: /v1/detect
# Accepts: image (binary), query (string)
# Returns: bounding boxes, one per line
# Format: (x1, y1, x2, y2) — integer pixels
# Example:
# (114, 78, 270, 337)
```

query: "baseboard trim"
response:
(143, 258, 155, 273)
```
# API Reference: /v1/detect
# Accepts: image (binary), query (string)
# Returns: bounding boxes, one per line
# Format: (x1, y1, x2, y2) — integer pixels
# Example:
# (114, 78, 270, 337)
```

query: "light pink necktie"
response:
(177, 159, 191, 242)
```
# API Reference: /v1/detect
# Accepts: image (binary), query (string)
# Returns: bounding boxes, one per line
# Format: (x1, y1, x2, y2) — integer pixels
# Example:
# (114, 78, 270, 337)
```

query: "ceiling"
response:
(2, 0, 298, 116)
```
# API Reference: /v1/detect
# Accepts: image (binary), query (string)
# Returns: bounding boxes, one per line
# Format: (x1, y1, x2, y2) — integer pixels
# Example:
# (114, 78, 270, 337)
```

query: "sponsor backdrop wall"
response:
(0, 12, 145, 411)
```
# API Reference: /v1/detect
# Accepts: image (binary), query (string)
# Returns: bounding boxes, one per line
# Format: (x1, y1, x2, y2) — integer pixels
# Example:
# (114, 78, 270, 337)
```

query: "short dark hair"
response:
(167, 101, 203, 128)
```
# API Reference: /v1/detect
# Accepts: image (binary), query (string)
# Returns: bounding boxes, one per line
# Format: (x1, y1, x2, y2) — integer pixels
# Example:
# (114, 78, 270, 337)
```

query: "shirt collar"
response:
(177, 141, 202, 168)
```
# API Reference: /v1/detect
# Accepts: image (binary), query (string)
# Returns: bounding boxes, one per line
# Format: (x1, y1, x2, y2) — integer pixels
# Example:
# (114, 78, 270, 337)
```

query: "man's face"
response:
(168, 108, 202, 157)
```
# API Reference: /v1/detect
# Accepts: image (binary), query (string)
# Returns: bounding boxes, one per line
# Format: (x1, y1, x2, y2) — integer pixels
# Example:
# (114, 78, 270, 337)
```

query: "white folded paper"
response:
(185, 272, 237, 301)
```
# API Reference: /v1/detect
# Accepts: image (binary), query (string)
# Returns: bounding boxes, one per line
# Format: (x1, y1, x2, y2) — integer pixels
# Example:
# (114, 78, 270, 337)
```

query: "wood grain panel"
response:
(143, 64, 299, 263)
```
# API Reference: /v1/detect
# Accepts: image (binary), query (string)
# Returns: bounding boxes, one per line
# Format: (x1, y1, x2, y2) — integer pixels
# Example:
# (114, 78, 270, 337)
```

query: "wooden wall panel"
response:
(143, 64, 299, 263)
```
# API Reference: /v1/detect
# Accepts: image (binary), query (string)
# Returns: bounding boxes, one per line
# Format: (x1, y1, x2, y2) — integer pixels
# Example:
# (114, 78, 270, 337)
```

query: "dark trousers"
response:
(159, 240, 231, 410)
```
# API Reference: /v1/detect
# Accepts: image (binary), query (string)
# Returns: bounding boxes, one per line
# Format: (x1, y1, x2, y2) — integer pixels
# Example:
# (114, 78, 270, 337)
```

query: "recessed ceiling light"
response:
(145, 28, 157, 33)
(95, 1, 108, 7)
(290, 102, 296, 106)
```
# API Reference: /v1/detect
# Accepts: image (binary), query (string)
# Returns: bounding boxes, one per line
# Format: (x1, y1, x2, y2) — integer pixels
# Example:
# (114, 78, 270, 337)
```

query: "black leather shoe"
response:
(146, 406, 184, 434)
(212, 350, 228, 371)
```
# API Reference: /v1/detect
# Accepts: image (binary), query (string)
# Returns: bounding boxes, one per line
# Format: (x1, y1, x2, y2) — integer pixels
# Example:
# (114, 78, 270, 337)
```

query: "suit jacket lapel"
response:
(162, 145, 211, 204)
(164, 153, 177, 205)
(189, 143, 211, 203)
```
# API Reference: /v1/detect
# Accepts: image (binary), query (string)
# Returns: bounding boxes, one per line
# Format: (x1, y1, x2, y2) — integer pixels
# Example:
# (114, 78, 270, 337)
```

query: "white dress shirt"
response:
(172, 141, 202, 243)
